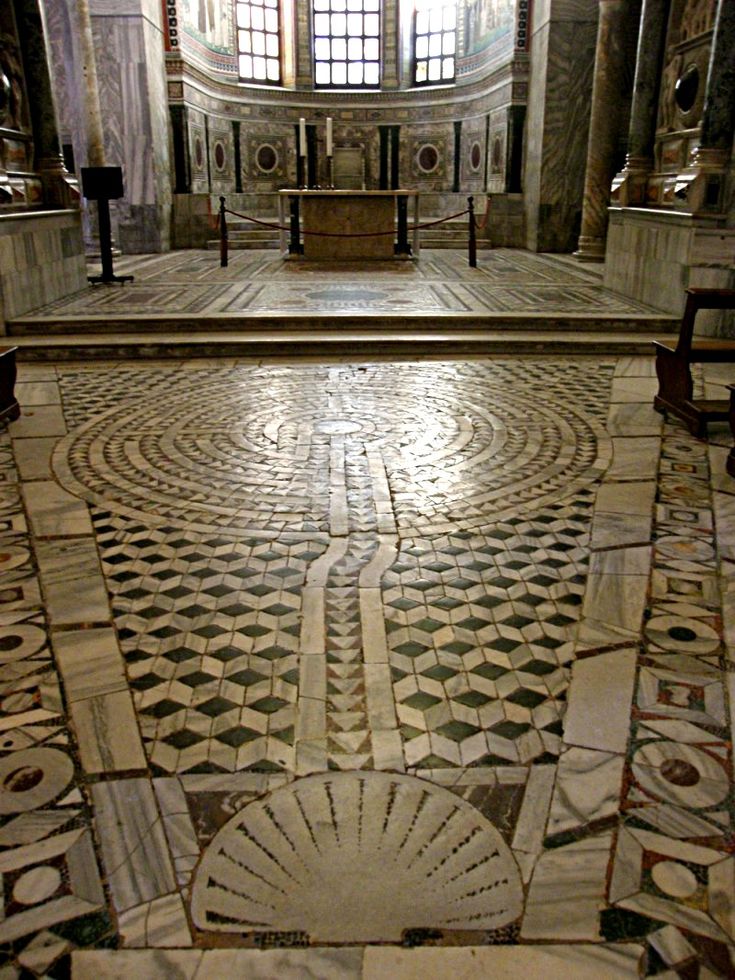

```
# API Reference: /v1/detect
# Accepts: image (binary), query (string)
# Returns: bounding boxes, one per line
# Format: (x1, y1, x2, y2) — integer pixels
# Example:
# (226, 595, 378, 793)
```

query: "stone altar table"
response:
(278, 190, 420, 260)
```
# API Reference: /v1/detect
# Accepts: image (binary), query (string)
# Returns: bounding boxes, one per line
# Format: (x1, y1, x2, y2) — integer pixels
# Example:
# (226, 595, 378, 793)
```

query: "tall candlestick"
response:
(299, 117, 306, 157)
(326, 117, 333, 157)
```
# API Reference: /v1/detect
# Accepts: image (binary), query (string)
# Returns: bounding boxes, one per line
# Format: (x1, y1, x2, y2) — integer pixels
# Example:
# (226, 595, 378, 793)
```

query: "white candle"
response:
(299, 117, 306, 157)
(326, 117, 333, 157)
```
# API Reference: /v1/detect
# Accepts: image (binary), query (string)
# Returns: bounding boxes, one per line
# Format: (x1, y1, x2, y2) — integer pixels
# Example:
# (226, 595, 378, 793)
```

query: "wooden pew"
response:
(653, 287, 735, 437)
(0, 347, 19, 425)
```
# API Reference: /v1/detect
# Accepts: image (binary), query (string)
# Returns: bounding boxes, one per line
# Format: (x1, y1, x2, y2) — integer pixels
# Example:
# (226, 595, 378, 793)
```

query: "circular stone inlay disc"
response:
(191, 771, 523, 942)
(651, 860, 699, 899)
(0, 748, 74, 815)
(13, 865, 62, 905)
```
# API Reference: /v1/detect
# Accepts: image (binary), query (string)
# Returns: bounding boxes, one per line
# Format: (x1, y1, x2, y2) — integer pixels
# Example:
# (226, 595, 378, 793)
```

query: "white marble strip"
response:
(563, 647, 637, 754)
(35, 537, 110, 626)
(70, 692, 146, 775)
(359, 589, 389, 664)
(22, 482, 93, 537)
(53, 628, 128, 702)
(358, 534, 397, 589)
(521, 833, 614, 940)
(512, 764, 556, 855)
(300, 587, 326, 654)
(306, 538, 349, 587)
(91, 778, 177, 913)
(546, 749, 625, 838)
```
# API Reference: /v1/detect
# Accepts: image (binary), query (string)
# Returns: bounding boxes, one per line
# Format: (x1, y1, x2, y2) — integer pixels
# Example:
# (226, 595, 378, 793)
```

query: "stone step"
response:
(8, 312, 677, 337)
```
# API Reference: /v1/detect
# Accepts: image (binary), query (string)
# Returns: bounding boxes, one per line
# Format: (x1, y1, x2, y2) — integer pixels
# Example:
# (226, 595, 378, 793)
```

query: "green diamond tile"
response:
(250, 695, 289, 714)
(437, 720, 480, 742)
(422, 664, 457, 682)
(439, 640, 474, 655)
(196, 696, 238, 717)
(403, 691, 442, 711)
(415, 617, 444, 634)
(215, 726, 262, 747)
(394, 641, 430, 658)
(454, 690, 492, 708)
(471, 662, 508, 680)
(506, 689, 547, 708)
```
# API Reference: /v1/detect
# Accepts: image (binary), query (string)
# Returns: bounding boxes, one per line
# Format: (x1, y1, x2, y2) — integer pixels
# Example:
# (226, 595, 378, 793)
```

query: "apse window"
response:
(413, 0, 456, 86)
(313, 0, 381, 89)
(237, 0, 281, 84)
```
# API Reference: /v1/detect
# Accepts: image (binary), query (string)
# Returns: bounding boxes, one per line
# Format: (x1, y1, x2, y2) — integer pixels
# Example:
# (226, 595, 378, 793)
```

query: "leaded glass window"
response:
(313, 0, 381, 89)
(413, 0, 456, 87)
(237, 0, 281, 84)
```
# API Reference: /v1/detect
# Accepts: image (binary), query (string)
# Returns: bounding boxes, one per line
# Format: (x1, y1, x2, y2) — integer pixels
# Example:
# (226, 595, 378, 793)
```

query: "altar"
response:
(278, 190, 420, 260)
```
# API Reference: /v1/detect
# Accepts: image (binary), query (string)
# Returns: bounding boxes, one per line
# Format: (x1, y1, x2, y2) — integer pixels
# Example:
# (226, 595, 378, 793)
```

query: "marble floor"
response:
(13, 248, 667, 323)
(1, 351, 734, 978)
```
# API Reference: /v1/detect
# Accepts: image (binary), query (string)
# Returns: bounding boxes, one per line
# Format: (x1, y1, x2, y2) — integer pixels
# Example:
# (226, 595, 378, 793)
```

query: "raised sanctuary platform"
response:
(278, 189, 420, 259)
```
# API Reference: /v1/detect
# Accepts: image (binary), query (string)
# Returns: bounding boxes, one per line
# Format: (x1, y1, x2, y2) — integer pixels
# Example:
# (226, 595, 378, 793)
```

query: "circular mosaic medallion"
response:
(0, 624, 46, 663)
(191, 771, 523, 942)
(213, 140, 226, 172)
(0, 748, 74, 814)
(52, 364, 610, 537)
(644, 613, 720, 655)
(631, 740, 728, 808)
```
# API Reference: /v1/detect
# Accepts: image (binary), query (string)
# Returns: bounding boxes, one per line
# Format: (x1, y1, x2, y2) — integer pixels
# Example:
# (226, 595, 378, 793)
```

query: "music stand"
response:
(81, 166, 134, 285)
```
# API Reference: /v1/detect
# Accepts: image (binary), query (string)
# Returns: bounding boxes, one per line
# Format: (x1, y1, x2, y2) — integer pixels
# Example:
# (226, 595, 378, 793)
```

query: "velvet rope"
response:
(219, 204, 470, 238)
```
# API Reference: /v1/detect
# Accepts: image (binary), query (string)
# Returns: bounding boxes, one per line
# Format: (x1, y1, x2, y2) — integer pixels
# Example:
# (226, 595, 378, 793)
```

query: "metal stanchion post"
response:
(468, 196, 477, 268)
(219, 196, 228, 268)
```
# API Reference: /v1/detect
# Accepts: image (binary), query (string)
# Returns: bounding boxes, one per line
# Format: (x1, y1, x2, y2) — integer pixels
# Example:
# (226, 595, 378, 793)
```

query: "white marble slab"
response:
(521, 833, 614, 940)
(564, 648, 637, 753)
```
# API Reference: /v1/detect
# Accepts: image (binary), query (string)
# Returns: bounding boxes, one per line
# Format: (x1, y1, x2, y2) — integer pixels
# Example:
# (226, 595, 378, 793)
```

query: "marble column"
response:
(76, 0, 105, 168)
(13, 0, 76, 207)
(575, 0, 639, 262)
(610, 0, 669, 206)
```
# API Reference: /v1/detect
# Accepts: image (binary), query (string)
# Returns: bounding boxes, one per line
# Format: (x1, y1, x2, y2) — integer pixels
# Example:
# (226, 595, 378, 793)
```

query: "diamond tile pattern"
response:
(93, 511, 327, 773)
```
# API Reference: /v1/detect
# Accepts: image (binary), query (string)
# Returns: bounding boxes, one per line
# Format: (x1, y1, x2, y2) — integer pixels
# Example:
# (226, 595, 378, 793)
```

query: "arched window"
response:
(413, 0, 456, 87)
(236, 0, 282, 84)
(313, 0, 381, 89)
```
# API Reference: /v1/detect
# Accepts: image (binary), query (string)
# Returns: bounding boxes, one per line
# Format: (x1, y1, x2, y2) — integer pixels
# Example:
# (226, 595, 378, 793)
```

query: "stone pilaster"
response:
(610, 0, 669, 207)
(575, 0, 639, 262)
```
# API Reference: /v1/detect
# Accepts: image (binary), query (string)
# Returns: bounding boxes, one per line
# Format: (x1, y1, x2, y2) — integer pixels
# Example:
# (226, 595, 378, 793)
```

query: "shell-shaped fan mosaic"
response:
(191, 771, 523, 942)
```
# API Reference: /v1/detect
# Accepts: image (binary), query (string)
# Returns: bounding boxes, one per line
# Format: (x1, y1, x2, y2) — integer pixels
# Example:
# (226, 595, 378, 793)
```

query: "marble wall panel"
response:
(605, 209, 735, 324)
(90, 3, 171, 252)
(524, 0, 597, 251)
(0, 211, 86, 325)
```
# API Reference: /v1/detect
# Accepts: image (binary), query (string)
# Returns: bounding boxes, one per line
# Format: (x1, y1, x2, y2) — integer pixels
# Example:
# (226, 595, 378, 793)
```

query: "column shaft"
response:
(575, 0, 638, 262)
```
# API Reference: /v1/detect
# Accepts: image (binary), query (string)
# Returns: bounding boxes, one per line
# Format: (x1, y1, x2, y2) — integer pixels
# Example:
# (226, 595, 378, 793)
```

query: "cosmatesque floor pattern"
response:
(17, 248, 661, 319)
(0, 355, 734, 978)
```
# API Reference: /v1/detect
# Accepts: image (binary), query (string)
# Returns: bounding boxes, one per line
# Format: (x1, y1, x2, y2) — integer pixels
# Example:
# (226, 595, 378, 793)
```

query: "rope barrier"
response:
(221, 204, 470, 238)
(473, 196, 492, 232)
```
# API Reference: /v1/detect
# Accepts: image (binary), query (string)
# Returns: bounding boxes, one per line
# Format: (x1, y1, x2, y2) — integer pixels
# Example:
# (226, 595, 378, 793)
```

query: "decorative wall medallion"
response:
(191, 771, 523, 942)
(213, 139, 226, 172)
(469, 141, 482, 172)
(492, 135, 503, 172)
(193, 135, 204, 171)
(255, 143, 278, 173)
(416, 143, 439, 174)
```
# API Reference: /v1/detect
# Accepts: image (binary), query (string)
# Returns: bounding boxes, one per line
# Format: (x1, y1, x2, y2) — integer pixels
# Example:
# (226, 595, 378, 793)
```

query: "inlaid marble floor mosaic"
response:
(17, 248, 660, 318)
(0, 355, 734, 978)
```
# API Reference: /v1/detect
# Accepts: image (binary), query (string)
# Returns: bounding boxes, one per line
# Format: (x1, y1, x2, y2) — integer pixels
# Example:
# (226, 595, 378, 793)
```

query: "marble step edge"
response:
(7, 313, 678, 337)
(11, 330, 665, 361)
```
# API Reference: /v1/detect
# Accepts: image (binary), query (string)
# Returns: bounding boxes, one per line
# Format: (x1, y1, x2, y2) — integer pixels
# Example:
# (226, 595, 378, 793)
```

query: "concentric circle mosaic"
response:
(191, 771, 523, 941)
(52, 363, 611, 537)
